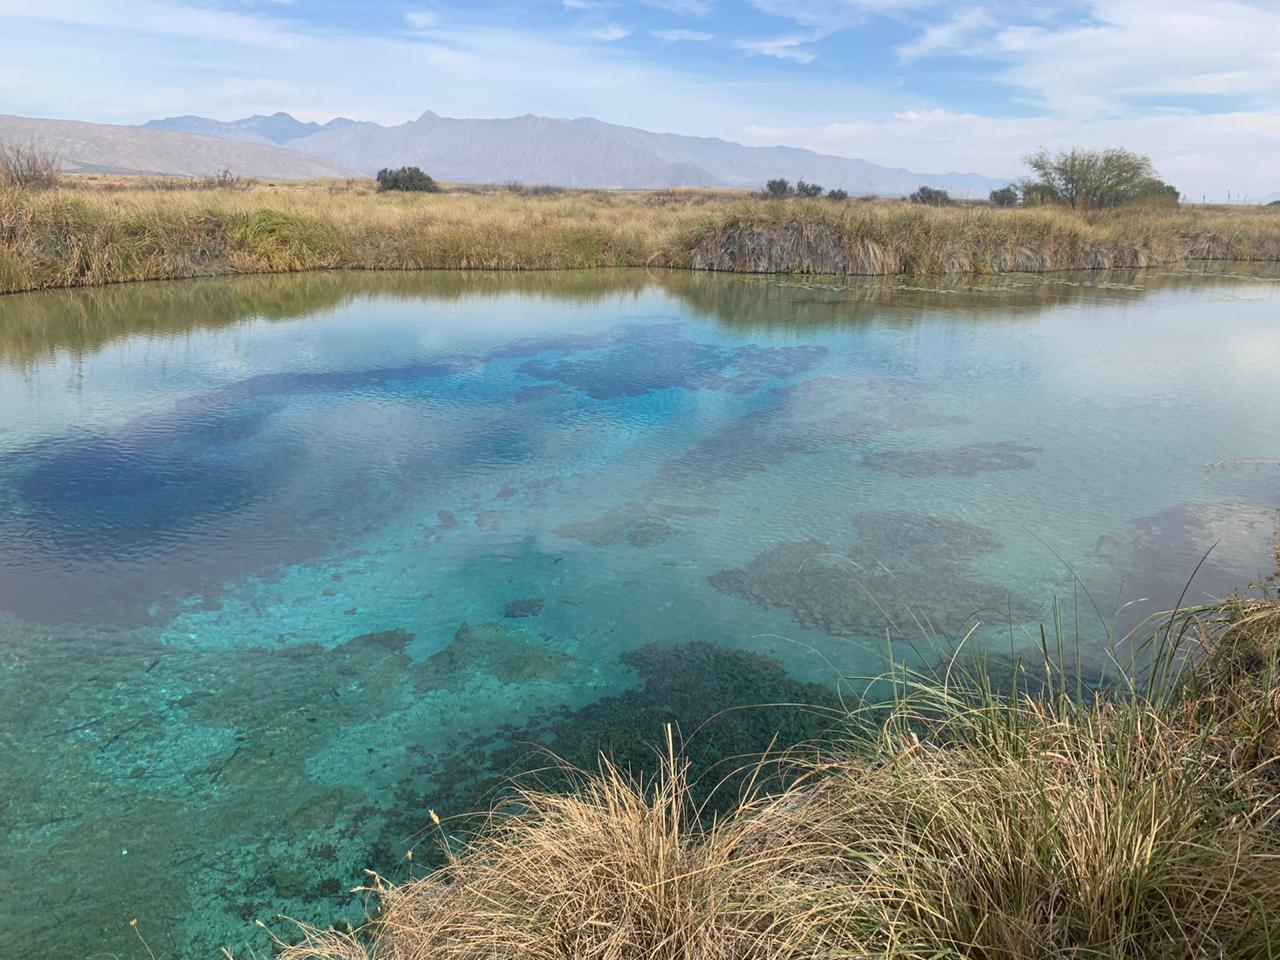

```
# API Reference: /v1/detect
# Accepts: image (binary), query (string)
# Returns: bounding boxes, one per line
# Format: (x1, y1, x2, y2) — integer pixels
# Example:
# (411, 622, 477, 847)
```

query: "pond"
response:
(1, 265, 1278, 957)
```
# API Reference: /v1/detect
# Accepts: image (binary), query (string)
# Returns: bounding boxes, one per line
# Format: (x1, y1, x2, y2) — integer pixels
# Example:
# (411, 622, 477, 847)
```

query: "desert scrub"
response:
(276, 596, 1280, 960)
(2, 181, 1280, 293)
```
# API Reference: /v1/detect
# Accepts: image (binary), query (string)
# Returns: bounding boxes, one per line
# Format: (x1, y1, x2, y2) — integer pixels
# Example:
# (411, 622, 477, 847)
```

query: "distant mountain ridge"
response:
(0, 115, 358, 179)
(144, 109, 1010, 196)
(143, 112, 358, 146)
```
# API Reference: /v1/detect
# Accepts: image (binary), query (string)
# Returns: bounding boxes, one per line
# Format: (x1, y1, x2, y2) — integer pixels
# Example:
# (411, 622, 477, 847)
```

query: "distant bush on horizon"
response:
(376, 166, 440, 193)
(990, 185, 1019, 207)
(909, 185, 953, 206)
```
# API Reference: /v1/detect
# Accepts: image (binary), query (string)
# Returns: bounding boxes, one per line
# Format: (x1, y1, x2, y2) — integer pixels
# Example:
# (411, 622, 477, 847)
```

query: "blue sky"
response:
(2, 0, 1279, 198)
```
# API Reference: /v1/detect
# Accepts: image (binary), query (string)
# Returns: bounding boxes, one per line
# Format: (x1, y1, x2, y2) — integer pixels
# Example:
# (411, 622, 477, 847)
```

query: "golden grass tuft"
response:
(2, 181, 1279, 293)
(278, 597, 1280, 960)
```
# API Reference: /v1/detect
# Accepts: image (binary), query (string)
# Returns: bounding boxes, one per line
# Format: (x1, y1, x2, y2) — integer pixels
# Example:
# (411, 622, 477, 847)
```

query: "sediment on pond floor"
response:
(3, 183, 1280, 293)
(274, 594, 1280, 960)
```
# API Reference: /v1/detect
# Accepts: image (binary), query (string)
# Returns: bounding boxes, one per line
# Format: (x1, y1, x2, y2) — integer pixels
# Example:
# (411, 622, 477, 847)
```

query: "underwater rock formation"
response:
(502, 597, 546, 619)
(861, 441, 1041, 477)
(553, 504, 678, 548)
(709, 511, 1038, 639)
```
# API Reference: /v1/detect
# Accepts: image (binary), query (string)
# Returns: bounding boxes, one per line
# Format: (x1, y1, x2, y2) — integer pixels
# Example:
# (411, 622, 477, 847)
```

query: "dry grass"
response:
(276, 597, 1280, 960)
(0, 142, 61, 190)
(2, 180, 1279, 293)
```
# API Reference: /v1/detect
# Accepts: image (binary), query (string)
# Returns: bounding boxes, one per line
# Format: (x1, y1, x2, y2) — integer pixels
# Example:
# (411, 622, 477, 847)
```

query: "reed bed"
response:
(3, 182, 1279, 293)
(277, 595, 1280, 960)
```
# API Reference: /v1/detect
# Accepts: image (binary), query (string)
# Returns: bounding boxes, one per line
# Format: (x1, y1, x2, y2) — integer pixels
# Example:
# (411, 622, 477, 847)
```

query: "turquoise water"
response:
(1, 266, 1278, 957)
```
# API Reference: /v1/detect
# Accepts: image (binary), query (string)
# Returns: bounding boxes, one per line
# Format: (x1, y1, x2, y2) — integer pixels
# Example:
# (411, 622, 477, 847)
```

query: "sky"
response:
(2, 0, 1278, 199)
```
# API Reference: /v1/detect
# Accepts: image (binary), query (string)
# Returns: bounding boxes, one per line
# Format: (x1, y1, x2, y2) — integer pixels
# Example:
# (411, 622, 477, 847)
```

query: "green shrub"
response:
(989, 185, 1019, 207)
(376, 167, 440, 193)
(826, 188, 848, 201)
(909, 185, 953, 206)
(764, 178, 792, 198)
(795, 180, 823, 198)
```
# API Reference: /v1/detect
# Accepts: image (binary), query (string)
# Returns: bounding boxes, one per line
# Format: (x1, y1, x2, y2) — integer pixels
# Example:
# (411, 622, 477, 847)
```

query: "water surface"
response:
(2, 266, 1278, 957)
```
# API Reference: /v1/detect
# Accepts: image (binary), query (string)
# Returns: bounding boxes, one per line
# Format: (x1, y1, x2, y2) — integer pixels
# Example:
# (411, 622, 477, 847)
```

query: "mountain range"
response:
(0, 114, 356, 180)
(143, 110, 1010, 195)
(3, 109, 1013, 195)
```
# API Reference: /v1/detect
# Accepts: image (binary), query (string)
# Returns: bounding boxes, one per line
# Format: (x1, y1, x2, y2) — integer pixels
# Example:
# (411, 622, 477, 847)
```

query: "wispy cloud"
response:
(898, 7, 990, 61)
(653, 28, 713, 41)
(642, 0, 713, 15)
(404, 10, 437, 32)
(735, 33, 822, 63)
(584, 22, 630, 41)
(747, 0, 939, 29)
(903, 0, 1280, 118)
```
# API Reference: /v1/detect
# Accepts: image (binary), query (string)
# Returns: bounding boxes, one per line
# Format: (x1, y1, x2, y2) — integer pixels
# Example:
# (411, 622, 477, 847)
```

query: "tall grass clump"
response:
(2, 181, 1280, 294)
(278, 595, 1280, 960)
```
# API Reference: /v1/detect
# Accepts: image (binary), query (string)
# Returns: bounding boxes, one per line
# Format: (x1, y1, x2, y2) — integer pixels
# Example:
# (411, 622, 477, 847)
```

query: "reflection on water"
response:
(1, 265, 1278, 957)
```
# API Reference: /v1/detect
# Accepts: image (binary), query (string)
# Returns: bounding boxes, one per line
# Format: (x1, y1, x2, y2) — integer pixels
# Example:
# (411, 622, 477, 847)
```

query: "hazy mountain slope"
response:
(145, 112, 357, 146)
(569, 117, 1008, 196)
(0, 115, 357, 179)
(279, 110, 1005, 194)
(133, 107, 1010, 194)
(285, 112, 720, 188)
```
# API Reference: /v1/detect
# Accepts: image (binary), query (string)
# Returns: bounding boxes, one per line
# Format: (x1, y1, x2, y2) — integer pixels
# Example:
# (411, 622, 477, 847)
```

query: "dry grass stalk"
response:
(2, 181, 1279, 294)
(277, 599, 1280, 960)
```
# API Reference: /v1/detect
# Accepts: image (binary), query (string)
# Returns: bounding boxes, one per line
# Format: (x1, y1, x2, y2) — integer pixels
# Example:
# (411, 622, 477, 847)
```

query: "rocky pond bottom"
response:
(1, 266, 1278, 957)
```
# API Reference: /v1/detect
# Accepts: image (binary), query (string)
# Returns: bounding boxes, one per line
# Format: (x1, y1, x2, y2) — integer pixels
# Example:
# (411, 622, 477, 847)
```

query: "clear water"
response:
(1, 266, 1278, 957)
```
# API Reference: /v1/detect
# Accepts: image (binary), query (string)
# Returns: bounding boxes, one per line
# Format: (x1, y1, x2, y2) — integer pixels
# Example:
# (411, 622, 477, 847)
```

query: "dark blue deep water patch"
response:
(1, 267, 1278, 958)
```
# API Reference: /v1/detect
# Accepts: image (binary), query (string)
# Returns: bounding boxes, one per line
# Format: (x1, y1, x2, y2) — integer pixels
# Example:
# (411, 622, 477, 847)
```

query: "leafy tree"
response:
(1020, 148, 1177, 209)
(764, 178, 793, 197)
(826, 188, 849, 201)
(376, 166, 440, 192)
(908, 185, 953, 206)
(795, 179, 823, 198)
(989, 185, 1019, 207)
(1135, 179, 1181, 205)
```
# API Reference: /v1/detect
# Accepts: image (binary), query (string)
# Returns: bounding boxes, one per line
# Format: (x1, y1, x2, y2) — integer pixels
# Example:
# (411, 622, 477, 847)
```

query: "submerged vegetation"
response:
(2, 177, 1279, 293)
(277, 595, 1280, 960)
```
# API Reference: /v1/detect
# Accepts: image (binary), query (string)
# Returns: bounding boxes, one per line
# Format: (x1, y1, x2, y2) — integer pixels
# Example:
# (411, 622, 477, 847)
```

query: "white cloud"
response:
(404, 10, 436, 31)
(903, 1, 1280, 118)
(653, 28, 713, 41)
(898, 7, 991, 61)
(735, 33, 822, 63)
(642, 0, 713, 15)
(744, 106, 1280, 199)
(585, 22, 630, 41)
(1, 0, 822, 133)
(747, 0, 939, 29)
(0, 0, 309, 48)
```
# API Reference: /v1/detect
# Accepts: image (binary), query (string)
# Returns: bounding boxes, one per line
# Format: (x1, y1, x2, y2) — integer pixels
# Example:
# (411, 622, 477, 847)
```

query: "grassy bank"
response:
(3, 180, 1280, 293)
(273, 595, 1280, 960)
